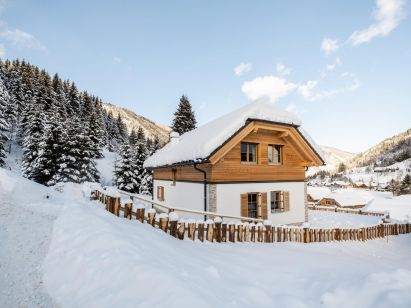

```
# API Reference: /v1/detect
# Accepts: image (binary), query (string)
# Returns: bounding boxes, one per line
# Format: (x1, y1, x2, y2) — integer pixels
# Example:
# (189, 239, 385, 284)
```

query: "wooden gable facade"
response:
(153, 120, 323, 183)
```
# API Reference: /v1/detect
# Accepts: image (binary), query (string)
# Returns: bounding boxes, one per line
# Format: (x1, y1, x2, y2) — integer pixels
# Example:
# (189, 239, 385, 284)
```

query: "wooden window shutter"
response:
(283, 191, 290, 211)
(280, 192, 285, 211)
(261, 192, 268, 219)
(240, 194, 248, 217)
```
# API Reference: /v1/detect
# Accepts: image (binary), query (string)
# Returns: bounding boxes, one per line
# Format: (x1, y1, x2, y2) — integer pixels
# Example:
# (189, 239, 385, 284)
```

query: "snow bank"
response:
(366, 194, 411, 221)
(43, 202, 411, 308)
(144, 100, 324, 168)
(308, 186, 332, 200)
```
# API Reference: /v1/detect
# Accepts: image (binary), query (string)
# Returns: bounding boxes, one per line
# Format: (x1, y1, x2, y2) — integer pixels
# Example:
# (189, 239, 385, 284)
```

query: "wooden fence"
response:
(93, 190, 411, 244)
(308, 205, 386, 217)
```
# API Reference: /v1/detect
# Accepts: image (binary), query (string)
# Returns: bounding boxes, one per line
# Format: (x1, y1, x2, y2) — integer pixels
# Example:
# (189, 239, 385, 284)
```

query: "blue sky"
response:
(0, 0, 410, 152)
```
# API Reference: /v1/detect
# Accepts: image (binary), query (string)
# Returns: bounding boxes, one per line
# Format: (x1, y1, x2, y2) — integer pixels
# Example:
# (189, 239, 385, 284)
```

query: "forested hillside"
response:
(347, 128, 411, 168)
(0, 59, 161, 191)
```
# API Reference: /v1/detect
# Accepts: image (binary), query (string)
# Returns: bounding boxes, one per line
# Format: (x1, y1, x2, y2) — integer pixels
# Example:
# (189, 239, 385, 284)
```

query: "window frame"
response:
(268, 144, 283, 165)
(240, 142, 258, 164)
(247, 193, 258, 218)
(157, 186, 165, 201)
(270, 191, 284, 213)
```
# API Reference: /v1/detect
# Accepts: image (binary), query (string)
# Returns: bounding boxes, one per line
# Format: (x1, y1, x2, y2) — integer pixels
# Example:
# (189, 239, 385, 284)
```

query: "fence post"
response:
(136, 208, 145, 223)
(188, 221, 196, 241)
(243, 223, 250, 242)
(197, 222, 204, 242)
(124, 202, 132, 219)
(250, 224, 256, 242)
(277, 226, 282, 243)
(228, 223, 235, 243)
(257, 223, 264, 243)
(159, 215, 169, 232)
(147, 209, 156, 226)
(177, 220, 185, 240)
(237, 223, 243, 242)
(214, 218, 222, 243)
(207, 222, 214, 242)
(169, 220, 177, 237)
(221, 223, 227, 242)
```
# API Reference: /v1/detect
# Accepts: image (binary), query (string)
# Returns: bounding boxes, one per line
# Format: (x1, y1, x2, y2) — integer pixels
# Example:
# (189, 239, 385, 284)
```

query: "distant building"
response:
(316, 189, 374, 209)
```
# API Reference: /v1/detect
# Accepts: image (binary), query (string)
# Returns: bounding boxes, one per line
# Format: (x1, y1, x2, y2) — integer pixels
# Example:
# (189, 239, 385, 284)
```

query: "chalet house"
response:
(316, 189, 374, 209)
(307, 187, 331, 204)
(144, 101, 325, 225)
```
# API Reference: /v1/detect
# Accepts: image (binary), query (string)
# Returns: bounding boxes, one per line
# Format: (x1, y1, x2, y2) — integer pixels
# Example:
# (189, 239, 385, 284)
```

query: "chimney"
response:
(169, 131, 180, 144)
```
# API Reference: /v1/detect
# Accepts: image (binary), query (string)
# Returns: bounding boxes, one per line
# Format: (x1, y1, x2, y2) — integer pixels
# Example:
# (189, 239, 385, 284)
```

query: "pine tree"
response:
(129, 129, 138, 147)
(171, 95, 196, 135)
(116, 113, 128, 144)
(0, 73, 11, 166)
(134, 143, 147, 193)
(114, 142, 138, 192)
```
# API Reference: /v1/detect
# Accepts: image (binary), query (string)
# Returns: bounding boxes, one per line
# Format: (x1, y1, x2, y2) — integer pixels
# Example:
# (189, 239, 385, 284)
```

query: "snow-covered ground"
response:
(1, 169, 411, 307)
(308, 210, 381, 228)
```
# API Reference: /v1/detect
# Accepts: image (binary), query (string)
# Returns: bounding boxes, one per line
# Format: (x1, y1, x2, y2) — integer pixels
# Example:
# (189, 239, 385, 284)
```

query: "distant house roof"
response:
(144, 101, 325, 168)
(320, 189, 374, 207)
(307, 187, 332, 201)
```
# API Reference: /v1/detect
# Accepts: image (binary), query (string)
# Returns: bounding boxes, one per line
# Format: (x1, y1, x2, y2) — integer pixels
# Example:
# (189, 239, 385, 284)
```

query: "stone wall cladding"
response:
(208, 184, 217, 212)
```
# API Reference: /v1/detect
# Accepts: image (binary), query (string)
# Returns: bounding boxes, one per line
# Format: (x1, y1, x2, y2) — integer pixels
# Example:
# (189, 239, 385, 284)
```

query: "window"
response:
(268, 145, 282, 164)
(241, 142, 257, 163)
(271, 191, 283, 212)
(157, 186, 165, 201)
(247, 193, 258, 218)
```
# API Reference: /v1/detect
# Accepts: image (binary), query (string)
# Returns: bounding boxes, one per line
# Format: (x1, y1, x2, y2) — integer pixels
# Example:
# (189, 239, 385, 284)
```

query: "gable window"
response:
(247, 193, 258, 218)
(157, 186, 165, 201)
(268, 145, 282, 164)
(241, 142, 257, 163)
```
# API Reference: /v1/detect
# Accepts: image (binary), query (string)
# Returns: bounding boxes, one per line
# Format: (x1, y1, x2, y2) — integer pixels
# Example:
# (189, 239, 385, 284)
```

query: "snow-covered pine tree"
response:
(114, 142, 138, 193)
(116, 113, 128, 144)
(129, 129, 138, 147)
(171, 95, 196, 135)
(0, 71, 11, 166)
(133, 142, 147, 193)
(136, 127, 146, 147)
(21, 106, 45, 179)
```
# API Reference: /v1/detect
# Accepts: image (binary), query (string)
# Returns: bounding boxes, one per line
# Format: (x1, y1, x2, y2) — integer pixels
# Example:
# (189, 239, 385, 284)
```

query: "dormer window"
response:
(268, 144, 282, 165)
(241, 142, 257, 163)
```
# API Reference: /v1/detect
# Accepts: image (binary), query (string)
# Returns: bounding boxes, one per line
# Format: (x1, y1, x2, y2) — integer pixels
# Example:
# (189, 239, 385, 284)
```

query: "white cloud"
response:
(321, 37, 339, 55)
(326, 57, 342, 71)
(349, 0, 405, 46)
(0, 43, 5, 57)
(285, 103, 297, 113)
(234, 62, 252, 77)
(0, 26, 45, 50)
(276, 63, 291, 75)
(241, 76, 297, 103)
(113, 56, 121, 63)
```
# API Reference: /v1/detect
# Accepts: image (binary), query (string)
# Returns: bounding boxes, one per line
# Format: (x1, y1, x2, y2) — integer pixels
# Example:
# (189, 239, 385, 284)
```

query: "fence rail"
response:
(92, 190, 411, 244)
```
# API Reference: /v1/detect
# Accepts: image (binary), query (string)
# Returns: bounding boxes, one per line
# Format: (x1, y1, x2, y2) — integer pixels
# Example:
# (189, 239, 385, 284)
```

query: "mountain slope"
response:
(347, 128, 411, 168)
(103, 103, 171, 143)
(320, 145, 355, 167)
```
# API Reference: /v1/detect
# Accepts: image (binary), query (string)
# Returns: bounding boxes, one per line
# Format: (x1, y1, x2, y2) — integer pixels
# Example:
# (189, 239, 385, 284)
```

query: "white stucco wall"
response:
(153, 180, 205, 219)
(154, 180, 306, 225)
(215, 182, 306, 225)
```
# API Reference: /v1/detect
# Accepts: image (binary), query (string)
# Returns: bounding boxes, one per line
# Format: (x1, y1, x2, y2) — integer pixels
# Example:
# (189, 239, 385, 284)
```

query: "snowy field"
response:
(1, 169, 411, 308)
(308, 210, 381, 228)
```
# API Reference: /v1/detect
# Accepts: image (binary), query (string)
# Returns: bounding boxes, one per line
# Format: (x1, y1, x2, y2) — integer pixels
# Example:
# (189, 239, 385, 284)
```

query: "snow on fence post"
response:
(206, 220, 214, 242)
(197, 221, 204, 242)
(177, 220, 185, 240)
(228, 223, 235, 243)
(159, 214, 169, 232)
(147, 209, 156, 226)
(187, 220, 196, 240)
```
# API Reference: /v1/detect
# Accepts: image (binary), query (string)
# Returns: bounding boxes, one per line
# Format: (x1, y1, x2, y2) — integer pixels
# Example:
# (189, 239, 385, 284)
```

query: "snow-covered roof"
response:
(307, 187, 332, 200)
(321, 189, 374, 207)
(144, 101, 325, 168)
